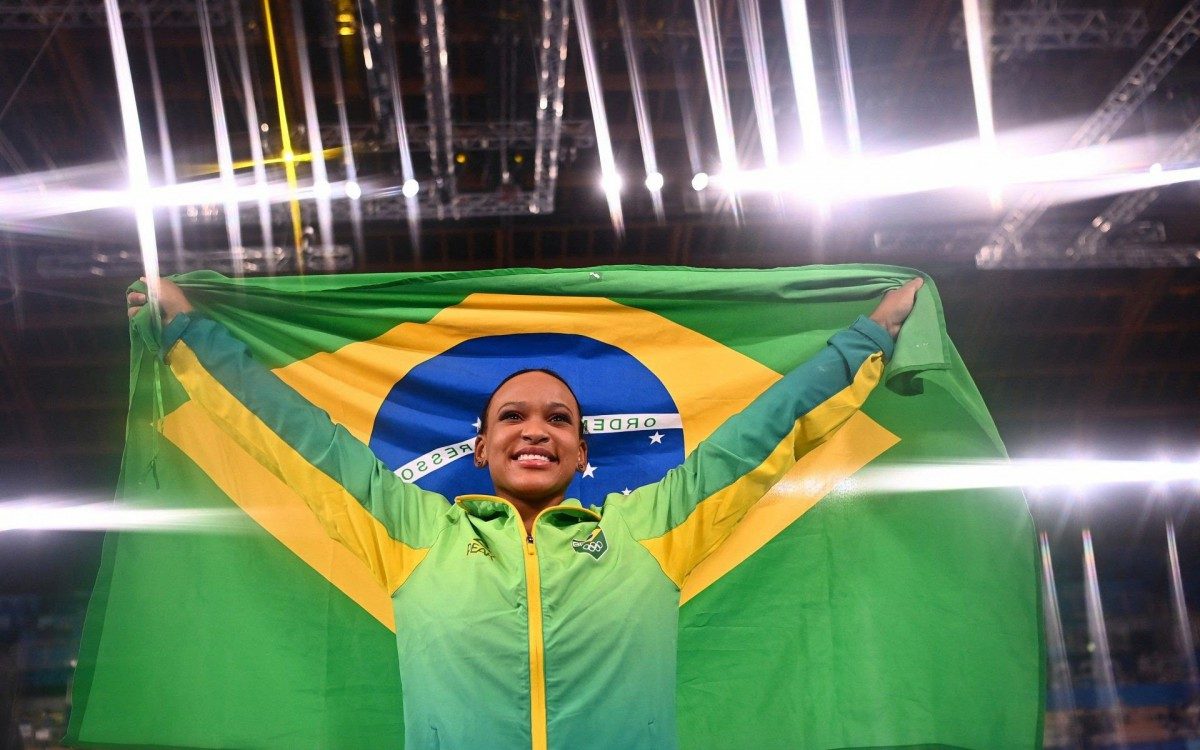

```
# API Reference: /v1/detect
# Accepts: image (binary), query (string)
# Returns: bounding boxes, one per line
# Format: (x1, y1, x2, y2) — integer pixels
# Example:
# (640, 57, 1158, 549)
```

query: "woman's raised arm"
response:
(606, 278, 922, 588)
(129, 278, 451, 594)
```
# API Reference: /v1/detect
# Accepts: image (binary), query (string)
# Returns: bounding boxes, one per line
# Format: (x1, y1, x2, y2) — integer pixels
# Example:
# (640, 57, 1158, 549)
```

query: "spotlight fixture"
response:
(344, 181, 362, 200)
(644, 172, 664, 192)
(691, 172, 709, 191)
(402, 179, 420, 198)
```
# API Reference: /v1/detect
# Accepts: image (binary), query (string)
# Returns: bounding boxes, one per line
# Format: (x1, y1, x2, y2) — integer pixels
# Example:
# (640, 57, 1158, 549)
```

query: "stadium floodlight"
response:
(345, 180, 362, 200)
(691, 172, 710, 191)
(645, 172, 664, 192)
(402, 179, 420, 198)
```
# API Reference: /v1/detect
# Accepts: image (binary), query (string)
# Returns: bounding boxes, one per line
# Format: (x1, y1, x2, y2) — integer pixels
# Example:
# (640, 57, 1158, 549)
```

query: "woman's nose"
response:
(520, 422, 550, 441)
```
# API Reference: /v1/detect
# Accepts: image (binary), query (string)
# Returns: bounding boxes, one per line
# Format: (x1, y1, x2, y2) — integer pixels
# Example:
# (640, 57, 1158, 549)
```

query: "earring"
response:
(475, 459, 486, 468)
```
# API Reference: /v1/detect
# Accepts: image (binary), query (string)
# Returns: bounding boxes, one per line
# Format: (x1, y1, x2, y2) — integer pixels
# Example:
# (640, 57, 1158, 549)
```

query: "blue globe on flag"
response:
(369, 333, 685, 506)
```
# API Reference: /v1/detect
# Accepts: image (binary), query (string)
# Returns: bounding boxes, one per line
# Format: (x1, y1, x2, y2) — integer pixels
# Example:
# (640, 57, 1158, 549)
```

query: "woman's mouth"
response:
(513, 452, 556, 465)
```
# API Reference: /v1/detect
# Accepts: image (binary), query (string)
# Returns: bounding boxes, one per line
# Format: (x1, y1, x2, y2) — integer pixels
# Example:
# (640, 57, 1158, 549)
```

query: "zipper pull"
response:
(526, 533, 533, 544)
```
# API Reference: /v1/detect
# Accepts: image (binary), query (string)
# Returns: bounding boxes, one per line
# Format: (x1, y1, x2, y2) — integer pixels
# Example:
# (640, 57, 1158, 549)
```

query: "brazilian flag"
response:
(67, 265, 1043, 749)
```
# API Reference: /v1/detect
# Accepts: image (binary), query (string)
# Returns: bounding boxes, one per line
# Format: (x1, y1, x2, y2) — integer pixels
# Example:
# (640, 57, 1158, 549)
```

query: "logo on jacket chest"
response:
(570, 528, 608, 560)
(466, 539, 495, 559)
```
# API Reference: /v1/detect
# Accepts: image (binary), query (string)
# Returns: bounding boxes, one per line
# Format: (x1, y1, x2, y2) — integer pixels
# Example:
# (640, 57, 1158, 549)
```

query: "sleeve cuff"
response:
(849, 315, 895, 361)
(159, 311, 196, 361)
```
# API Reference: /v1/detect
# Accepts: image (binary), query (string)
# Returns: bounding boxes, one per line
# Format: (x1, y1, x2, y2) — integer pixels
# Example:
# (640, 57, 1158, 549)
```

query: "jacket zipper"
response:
(523, 529, 548, 750)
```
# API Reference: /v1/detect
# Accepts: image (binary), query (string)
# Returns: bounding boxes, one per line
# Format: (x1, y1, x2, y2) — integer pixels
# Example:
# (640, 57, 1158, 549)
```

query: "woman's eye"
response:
(500, 411, 520, 421)
(550, 413, 570, 423)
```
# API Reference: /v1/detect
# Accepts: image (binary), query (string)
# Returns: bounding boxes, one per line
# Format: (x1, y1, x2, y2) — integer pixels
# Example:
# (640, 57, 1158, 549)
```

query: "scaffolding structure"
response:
(950, 1, 1147, 60)
(978, 0, 1200, 268)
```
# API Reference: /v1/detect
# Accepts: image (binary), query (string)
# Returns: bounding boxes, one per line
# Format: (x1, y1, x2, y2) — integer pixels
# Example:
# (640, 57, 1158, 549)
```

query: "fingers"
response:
(127, 290, 146, 320)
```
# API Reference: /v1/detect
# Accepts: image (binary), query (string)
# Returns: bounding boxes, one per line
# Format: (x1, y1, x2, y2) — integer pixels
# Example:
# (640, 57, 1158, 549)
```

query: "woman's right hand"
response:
(127, 277, 194, 324)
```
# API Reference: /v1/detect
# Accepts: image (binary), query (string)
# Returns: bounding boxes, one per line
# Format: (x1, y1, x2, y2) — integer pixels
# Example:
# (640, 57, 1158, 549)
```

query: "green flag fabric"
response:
(68, 264, 1043, 749)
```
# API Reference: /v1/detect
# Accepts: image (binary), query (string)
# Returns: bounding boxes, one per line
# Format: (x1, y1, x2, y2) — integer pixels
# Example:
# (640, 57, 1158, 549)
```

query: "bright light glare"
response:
(644, 171, 664, 192)
(839, 458, 1200, 495)
(703, 135, 1199, 207)
(600, 172, 624, 195)
(962, 0, 1000, 207)
(344, 180, 362, 200)
(6, 131, 1193, 231)
(0, 499, 246, 533)
(313, 180, 332, 200)
(780, 0, 824, 160)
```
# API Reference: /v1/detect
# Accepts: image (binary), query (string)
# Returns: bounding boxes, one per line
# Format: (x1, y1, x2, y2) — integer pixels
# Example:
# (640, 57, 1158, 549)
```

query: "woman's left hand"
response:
(869, 277, 924, 339)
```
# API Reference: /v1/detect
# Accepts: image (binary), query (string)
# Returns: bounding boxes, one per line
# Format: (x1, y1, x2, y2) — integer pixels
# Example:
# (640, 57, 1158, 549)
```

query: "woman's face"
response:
(474, 371, 587, 508)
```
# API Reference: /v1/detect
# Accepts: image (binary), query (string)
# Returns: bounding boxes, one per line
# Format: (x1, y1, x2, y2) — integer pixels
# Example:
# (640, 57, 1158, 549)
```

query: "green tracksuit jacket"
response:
(161, 312, 893, 750)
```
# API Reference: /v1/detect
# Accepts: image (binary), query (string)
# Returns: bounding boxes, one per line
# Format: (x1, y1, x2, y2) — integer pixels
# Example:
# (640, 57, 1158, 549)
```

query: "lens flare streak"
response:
(1040, 532, 1077, 728)
(1166, 519, 1200, 691)
(572, 0, 624, 236)
(102, 0, 160, 315)
(197, 0, 245, 275)
(0, 499, 246, 533)
(692, 0, 740, 219)
(616, 0, 663, 222)
(844, 458, 1200, 494)
(962, 0, 1001, 207)
(737, 0, 779, 169)
(140, 14, 184, 270)
(289, 0, 336, 270)
(230, 0, 275, 269)
(1083, 528, 1127, 747)
(780, 0, 824, 161)
(830, 0, 861, 155)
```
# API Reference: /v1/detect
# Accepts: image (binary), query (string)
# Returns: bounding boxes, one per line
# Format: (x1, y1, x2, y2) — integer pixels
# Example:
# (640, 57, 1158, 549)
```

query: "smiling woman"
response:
(125, 275, 921, 750)
(474, 369, 589, 531)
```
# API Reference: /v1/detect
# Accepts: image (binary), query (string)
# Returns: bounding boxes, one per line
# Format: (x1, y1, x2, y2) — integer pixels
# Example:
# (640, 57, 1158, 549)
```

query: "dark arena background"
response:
(1, 0, 1200, 747)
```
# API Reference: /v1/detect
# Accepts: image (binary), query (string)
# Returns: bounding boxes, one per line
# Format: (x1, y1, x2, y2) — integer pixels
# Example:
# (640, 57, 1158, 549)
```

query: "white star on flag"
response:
(472, 418, 481, 431)
(582, 463, 597, 479)
(649, 431, 664, 444)
(621, 488, 632, 495)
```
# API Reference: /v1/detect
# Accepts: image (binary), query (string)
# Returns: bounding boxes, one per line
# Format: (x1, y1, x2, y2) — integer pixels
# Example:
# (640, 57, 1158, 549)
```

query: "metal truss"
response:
(0, 0, 227, 28)
(950, 2, 1147, 60)
(358, 191, 547, 220)
(978, 0, 1200, 268)
(877, 221, 1164, 254)
(975, 243, 1200, 269)
(34, 244, 352, 278)
(318, 120, 595, 154)
(1073, 116, 1200, 253)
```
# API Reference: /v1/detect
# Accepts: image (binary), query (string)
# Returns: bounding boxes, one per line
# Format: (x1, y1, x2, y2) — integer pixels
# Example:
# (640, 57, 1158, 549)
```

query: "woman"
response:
(128, 275, 922, 750)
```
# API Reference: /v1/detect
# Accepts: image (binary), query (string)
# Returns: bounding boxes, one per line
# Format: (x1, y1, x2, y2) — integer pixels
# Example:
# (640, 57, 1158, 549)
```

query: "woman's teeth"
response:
(516, 454, 552, 463)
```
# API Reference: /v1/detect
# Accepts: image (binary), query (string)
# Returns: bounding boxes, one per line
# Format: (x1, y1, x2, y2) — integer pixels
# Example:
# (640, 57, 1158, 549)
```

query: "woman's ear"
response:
(474, 435, 487, 468)
(575, 440, 588, 471)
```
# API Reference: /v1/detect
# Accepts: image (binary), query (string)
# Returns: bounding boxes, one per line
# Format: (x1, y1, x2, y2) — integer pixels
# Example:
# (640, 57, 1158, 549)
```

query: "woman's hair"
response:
(477, 368, 586, 438)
